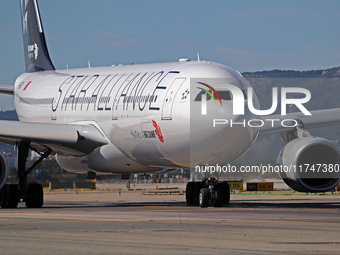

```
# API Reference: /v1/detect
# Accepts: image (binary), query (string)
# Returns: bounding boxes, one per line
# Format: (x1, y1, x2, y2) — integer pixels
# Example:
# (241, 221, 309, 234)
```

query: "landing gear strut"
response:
(0, 142, 51, 208)
(186, 178, 230, 208)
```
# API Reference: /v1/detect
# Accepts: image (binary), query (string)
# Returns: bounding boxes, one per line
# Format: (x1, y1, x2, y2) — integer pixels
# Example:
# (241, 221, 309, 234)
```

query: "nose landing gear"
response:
(186, 178, 230, 208)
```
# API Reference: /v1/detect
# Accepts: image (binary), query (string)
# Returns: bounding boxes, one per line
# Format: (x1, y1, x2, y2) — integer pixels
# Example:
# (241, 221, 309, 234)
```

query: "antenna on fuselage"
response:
(88, 60, 91, 68)
(197, 52, 200, 62)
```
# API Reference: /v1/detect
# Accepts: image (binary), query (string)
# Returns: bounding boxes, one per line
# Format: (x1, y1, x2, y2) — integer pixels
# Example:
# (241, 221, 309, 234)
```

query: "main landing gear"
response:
(0, 142, 51, 209)
(186, 178, 230, 208)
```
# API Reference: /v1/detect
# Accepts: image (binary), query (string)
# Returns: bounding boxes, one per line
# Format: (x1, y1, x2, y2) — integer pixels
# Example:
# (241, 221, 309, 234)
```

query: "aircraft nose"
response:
(189, 90, 258, 166)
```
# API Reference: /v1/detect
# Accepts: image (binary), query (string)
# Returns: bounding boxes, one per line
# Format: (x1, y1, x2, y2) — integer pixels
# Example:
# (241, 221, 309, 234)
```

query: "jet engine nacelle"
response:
(278, 136, 340, 192)
(0, 152, 8, 189)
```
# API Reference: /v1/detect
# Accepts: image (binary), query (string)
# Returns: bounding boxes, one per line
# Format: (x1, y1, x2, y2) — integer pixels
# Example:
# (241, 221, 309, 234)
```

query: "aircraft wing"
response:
(0, 85, 14, 95)
(0, 120, 108, 156)
(260, 108, 340, 135)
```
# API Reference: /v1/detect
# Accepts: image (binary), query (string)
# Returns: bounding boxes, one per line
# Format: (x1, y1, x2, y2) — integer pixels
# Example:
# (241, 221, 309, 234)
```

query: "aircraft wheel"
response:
(213, 187, 223, 207)
(199, 188, 210, 208)
(25, 183, 43, 208)
(0, 184, 7, 208)
(186, 182, 205, 206)
(1, 184, 19, 208)
(186, 182, 196, 205)
(219, 182, 230, 205)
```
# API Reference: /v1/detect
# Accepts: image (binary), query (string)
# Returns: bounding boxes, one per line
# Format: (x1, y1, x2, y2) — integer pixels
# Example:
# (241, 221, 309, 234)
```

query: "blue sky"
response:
(0, 0, 340, 110)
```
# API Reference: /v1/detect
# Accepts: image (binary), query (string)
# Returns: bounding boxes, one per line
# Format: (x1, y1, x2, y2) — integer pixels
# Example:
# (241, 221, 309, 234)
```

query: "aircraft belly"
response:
(108, 117, 186, 168)
(55, 142, 158, 174)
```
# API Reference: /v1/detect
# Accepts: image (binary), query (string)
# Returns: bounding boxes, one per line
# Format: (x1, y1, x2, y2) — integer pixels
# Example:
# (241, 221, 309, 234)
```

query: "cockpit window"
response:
(218, 91, 232, 101)
(194, 90, 232, 101)
(194, 89, 248, 101)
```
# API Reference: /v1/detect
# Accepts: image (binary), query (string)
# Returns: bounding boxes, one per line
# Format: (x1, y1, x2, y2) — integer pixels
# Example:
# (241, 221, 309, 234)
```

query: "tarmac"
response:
(0, 185, 339, 254)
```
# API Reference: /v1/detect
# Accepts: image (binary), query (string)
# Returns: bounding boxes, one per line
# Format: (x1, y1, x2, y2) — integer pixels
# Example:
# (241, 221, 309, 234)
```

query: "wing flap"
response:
(0, 120, 108, 156)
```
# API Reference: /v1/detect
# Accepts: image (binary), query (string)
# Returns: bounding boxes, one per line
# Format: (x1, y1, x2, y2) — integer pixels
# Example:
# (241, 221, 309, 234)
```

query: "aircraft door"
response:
(161, 78, 186, 120)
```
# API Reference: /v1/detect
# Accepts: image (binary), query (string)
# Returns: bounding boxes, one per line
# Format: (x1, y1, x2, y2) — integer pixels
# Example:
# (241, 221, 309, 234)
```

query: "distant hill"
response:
(242, 66, 340, 79)
(242, 66, 340, 112)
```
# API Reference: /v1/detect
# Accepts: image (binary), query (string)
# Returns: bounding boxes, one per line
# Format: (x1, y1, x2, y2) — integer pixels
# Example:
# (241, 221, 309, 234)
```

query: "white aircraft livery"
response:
(0, 0, 340, 208)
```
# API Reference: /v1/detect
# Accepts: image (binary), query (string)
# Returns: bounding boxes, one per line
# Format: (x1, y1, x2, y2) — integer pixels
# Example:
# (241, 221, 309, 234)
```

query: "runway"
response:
(0, 191, 340, 254)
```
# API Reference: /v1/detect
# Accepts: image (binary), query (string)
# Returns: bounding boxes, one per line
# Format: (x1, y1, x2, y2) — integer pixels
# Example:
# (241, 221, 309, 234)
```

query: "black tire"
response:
(186, 182, 195, 205)
(186, 182, 205, 206)
(194, 182, 205, 205)
(1, 184, 19, 209)
(0, 184, 8, 208)
(199, 188, 210, 208)
(25, 183, 43, 208)
(219, 182, 230, 205)
(213, 187, 223, 207)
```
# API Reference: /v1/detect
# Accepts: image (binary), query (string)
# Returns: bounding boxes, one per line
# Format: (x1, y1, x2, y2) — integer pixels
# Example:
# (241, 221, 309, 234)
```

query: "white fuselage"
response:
(13, 60, 259, 174)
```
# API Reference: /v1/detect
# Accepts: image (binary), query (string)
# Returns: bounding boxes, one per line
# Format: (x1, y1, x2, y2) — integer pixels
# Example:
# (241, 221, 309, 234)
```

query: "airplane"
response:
(0, 0, 340, 208)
